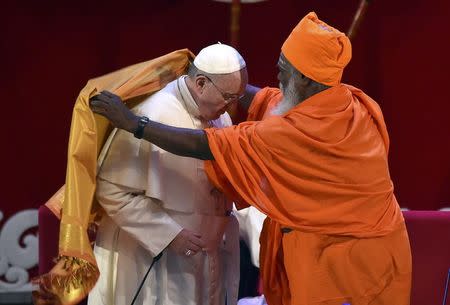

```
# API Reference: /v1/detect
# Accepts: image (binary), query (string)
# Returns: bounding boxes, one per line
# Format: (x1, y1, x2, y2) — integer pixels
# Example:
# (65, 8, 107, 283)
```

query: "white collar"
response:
(177, 75, 201, 119)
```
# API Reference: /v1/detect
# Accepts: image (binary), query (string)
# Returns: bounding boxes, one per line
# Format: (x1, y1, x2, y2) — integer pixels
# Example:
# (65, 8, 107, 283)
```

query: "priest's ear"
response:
(196, 75, 207, 87)
(193, 75, 209, 93)
(295, 70, 312, 86)
(300, 74, 312, 86)
(187, 63, 206, 88)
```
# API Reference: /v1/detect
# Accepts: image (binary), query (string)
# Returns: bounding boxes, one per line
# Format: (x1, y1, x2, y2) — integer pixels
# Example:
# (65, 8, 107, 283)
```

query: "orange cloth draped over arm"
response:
(205, 86, 410, 305)
(36, 49, 194, 305)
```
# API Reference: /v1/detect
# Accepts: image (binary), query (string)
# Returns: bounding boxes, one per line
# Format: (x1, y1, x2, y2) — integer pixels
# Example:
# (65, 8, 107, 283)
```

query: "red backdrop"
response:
(1, 0, 449, 221)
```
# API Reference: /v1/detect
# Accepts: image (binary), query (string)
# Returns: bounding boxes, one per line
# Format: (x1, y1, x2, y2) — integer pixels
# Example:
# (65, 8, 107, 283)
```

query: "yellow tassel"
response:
(33, 256, 99, 305)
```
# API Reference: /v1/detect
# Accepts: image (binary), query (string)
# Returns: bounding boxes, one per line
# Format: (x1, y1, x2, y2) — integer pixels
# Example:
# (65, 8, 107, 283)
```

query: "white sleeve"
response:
(96, 177, 183, 257)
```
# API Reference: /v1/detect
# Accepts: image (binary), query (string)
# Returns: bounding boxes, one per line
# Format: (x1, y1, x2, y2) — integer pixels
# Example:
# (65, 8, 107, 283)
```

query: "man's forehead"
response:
(278, 53, 289, 67)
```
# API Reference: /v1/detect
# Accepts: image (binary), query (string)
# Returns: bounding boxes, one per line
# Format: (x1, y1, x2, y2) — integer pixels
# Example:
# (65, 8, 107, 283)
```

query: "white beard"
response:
(271, 79, 299, 116)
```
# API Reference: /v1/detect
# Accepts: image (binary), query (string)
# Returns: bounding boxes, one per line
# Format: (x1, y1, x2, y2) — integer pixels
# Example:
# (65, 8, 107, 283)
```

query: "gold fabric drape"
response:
(35, 49, 195, 305)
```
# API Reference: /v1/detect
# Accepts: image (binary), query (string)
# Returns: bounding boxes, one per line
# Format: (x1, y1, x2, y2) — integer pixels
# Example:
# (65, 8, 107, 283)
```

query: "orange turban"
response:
(281, 12, 352, 86)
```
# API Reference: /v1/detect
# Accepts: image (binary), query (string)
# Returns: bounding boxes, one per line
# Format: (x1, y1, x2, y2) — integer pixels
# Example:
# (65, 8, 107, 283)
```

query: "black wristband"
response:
(134, 116, 150, 139)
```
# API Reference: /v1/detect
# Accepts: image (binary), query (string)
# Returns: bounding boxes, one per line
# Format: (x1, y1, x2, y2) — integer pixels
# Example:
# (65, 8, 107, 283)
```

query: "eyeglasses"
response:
(200, 74, 244, 103)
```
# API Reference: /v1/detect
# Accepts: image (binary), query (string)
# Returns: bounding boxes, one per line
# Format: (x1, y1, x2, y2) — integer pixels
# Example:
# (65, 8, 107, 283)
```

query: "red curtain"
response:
(1, 0, 449, 221)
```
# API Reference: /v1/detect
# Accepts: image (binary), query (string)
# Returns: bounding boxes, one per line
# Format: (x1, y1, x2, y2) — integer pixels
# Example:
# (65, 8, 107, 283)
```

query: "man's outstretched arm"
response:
(89, 91, 214, 160)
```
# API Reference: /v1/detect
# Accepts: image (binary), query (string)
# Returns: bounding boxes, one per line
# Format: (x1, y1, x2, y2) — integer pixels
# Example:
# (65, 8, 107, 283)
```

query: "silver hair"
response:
(271, 72, 302, 115)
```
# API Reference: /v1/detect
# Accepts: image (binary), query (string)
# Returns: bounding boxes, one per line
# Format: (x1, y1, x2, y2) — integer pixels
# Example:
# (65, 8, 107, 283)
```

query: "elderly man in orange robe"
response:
(90, 12, 412, 305)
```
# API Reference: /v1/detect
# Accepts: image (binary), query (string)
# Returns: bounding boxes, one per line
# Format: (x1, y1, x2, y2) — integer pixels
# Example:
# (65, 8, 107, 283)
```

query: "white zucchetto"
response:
(193, 43, 246, 74)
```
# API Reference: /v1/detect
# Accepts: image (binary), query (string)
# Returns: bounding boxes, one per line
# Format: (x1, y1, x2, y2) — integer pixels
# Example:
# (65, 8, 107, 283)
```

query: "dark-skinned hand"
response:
(89, 90, 139, 133)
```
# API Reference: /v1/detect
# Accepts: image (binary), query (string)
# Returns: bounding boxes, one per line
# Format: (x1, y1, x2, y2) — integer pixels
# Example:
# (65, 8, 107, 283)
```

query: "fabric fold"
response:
(35, 49, 195, 305)
(205, 85, 406, 304)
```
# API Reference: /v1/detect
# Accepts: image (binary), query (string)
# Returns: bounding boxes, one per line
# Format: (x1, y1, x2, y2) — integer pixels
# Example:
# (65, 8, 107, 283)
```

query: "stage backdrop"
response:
(1, 0, 449, 293)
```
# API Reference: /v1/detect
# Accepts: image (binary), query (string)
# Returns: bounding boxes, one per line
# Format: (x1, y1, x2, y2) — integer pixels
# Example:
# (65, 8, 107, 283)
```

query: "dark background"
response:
(1, 0, 449, 219)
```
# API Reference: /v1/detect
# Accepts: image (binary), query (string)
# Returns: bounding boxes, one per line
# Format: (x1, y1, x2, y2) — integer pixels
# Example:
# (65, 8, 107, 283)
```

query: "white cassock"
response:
(88, 76, 240, 305)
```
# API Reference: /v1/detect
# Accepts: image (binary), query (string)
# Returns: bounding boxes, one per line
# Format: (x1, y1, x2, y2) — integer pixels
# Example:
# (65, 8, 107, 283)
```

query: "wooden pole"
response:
(347, 0, 372, 41)
(230, 0, 241, 48)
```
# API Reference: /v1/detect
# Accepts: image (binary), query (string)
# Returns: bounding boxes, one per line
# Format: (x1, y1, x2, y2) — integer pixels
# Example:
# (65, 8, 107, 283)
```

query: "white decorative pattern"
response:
(0, 209, 38, 292)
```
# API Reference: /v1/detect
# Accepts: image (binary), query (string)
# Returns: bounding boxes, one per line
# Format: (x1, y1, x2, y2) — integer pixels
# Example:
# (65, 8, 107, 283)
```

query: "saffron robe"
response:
(205, 86, 412, 305)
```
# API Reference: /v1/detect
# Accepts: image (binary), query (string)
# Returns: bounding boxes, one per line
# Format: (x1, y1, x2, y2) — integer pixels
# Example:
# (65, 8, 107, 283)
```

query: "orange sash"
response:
(35, 49, 194, 305)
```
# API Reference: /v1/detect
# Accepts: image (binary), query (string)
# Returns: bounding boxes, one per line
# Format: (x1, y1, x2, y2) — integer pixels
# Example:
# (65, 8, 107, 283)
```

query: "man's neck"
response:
(299, 84, 331, 104)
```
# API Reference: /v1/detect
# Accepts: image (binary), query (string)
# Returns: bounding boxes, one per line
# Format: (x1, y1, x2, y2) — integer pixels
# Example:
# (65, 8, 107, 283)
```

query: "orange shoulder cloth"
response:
(205, 84, 402, 236)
